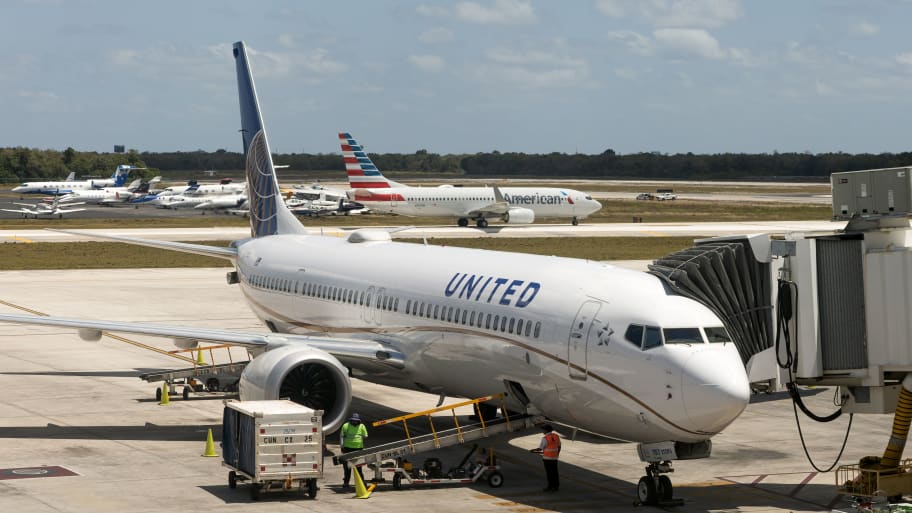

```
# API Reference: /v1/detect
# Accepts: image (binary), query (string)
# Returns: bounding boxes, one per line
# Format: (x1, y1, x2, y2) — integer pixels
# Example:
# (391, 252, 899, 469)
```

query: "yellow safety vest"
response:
(341, 422, 368, 449)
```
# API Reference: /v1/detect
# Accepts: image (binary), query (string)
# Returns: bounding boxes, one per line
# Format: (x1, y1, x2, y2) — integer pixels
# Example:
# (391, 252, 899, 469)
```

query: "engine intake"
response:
(238, 344, 352, 433)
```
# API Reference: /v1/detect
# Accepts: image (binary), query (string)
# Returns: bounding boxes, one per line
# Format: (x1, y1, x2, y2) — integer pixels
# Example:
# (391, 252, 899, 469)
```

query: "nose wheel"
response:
(635, 461, 678, 506)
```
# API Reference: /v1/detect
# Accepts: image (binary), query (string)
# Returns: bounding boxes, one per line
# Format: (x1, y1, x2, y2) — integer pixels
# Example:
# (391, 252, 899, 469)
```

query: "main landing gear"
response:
(635, 461, 680, 507)
(572, 216, 579, 226)
(475, 218, 488, 228)
(457, 217, 469, 227)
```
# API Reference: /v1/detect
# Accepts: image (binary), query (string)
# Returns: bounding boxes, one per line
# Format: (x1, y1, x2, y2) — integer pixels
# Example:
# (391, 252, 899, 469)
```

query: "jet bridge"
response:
(649, 166, 912, 413)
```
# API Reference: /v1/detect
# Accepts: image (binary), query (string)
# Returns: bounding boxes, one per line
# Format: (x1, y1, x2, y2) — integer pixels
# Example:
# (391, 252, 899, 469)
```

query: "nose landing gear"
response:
(635, 461, 681, 507)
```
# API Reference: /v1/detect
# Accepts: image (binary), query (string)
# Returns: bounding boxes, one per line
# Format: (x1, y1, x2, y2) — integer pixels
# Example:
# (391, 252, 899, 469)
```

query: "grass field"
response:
(0, 237, 703, 270)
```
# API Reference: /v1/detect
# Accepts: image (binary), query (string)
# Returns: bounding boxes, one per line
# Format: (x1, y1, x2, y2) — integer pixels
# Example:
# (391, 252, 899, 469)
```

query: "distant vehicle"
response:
(636, 193, 654, 201)
(656, 192, 677, 201)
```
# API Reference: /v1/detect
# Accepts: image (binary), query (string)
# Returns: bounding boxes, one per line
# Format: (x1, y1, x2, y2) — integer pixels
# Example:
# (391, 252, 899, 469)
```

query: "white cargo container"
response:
(221, 399, 323, 500)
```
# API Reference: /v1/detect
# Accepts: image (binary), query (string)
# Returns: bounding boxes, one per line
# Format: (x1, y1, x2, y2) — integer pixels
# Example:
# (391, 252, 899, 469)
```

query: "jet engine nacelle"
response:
(503, 207, 535, 224)
(78, 328, 102, 342)
(238, 344, 352, 433)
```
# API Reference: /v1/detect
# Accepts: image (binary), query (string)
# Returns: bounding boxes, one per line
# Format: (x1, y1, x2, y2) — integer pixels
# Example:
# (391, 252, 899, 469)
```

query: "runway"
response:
(0, 219, 846, 243)
(0, 268, 882, 512)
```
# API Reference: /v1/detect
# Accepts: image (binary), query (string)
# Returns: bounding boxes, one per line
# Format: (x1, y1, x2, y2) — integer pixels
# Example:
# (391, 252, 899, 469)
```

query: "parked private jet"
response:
(12, 165, 137, 195)
(1, 195, 86, 218)
(0, 41, 749, 505)
(59, 177, 161, 205)
(340, 133, 602, 227)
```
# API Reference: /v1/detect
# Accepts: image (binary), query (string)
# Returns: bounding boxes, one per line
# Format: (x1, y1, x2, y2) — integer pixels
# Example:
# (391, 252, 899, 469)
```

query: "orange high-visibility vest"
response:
(543, 433, 561, 459)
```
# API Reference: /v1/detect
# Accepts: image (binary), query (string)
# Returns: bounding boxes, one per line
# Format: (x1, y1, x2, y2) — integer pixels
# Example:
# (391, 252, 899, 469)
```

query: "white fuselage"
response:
(60, 187, 135, 204)
(12, 178, 117, 195)
(232, 234, 749, 445)
(350, 186, 601, 221)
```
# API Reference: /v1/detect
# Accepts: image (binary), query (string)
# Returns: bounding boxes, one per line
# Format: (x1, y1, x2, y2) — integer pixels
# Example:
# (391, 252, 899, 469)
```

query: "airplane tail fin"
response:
(112, 165, 132, 187)
(233, 41, 306, 238)
(339, 132, 405, 189)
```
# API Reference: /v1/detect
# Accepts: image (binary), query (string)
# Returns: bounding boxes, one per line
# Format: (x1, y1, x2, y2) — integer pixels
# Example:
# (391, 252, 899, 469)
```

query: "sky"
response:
(4, 0, 912, 156)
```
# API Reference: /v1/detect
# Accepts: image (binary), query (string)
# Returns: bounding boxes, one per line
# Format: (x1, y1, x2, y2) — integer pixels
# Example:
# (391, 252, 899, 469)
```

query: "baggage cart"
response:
(221, 399, 323, 500)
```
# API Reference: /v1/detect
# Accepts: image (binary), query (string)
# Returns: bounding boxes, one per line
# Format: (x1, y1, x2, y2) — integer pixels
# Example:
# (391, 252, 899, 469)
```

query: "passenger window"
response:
(508, 317, 515, 333)
(525, 321, 532, 337)
(382, 296, 389, 310)
(533, 321, 541, 338)
(500, 316, 507, 332)
(419, 302, 425, 316)
(625, 325, 643, 347)
(663, 327, 703, 344)
(470, 311, 476, 325)
(643, 326, 662, 349)
(492, 315, 499, 330)
(704, 326, 731, 343)
(433, 305, 439, 319)
(485, 314, 492, 329)
(447, 308, 454, 322)
(461, 310, 467, 325)
(394, 298, 399, 312)
(517, 319, 524, 334)
(406, 300, 412, 314)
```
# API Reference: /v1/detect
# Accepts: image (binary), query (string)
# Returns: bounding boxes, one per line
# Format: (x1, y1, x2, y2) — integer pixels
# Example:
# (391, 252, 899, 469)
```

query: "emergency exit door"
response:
(568, 300, 602, 380)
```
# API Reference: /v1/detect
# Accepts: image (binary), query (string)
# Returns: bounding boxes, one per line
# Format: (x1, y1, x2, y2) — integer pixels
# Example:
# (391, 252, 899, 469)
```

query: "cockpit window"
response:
(643, 326, 662, 349)
(624, 325, 643, 347)
(704, 326, 732, 343)
(585, 195, 592, 200)
(625, 324, 662, 350)
(663, 327, 704, 344)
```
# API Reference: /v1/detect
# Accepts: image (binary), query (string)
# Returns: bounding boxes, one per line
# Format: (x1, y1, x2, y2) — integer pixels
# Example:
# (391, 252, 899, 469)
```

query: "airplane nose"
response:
(680, 346, 750, 434)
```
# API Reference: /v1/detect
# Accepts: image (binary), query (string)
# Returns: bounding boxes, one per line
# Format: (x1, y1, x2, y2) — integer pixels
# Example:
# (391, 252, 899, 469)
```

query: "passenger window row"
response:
(242, 271, 541, 338)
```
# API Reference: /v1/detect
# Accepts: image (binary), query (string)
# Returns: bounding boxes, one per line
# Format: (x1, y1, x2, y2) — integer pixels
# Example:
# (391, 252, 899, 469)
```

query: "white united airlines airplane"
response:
(340, 133, 603, 227)
(0, 41, 749, 505)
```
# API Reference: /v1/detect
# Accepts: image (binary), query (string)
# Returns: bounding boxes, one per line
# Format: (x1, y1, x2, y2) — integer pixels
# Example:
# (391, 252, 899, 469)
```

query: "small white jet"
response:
(0, 42, 749, 505)
(12, 165, 137, 195)
(340, 133, 603, 227)
(1, 195, 86, 218)
(59, 177, 161, 205)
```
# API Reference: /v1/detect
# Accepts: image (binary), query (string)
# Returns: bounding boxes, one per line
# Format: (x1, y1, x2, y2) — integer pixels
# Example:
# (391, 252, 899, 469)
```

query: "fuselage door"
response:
(568, 300, 602, 380)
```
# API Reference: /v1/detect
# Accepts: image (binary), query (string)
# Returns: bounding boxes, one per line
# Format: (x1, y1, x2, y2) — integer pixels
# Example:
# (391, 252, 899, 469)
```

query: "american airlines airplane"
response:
(340, 133, 603, 227)
(12, 165, 136, 195)
(0, 41, 749, 505)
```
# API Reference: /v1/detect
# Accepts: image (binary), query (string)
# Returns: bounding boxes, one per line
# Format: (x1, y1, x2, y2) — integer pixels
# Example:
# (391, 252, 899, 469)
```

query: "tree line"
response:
(3, 146, 912, 183)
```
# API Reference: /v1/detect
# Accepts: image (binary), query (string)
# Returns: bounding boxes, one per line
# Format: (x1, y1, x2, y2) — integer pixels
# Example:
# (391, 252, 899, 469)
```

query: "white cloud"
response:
(454, 0, 536, 24)
(475, 47, 590, 88)
(605, 30, 653, 55)
(653, 28, 725, 59)
(849, 21, 879, 37)
(17, 90, 62, 112)
(596, 0, 742, 28)
(416, 4, 450, 17)
(896, 53, 912, 66)
(409, 54, 445, 72)
(107, 43, 346, 83)
(419, 27, 454, 43)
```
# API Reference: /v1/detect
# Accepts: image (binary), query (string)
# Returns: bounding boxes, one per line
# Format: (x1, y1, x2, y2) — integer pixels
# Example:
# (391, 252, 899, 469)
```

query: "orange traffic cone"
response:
(196, 349, 206, 366)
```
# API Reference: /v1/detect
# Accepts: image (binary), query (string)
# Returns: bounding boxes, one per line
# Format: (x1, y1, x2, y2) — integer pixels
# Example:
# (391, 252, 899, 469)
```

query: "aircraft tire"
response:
(458, 218, 469, 227)
(637, 476, 657, 505)
(572, 217, 579, 226)
(229, 471, 237, 489)
(658, 475, 673, 501)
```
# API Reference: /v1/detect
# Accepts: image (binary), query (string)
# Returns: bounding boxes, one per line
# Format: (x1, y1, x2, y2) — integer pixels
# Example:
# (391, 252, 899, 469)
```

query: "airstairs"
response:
(333, 393, 539, 472)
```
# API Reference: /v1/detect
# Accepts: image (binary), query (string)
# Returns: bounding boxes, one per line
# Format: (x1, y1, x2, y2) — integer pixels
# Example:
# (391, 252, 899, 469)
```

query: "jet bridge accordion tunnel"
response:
(648, 236, 774, 369)
(650, 220, 912, 416)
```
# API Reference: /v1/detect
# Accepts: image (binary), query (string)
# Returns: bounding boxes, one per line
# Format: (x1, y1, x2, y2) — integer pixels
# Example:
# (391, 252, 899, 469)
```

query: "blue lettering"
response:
(499, 279, 523, 305)
(460, 274, 482, 299)
(445, 273, 465, 297)
(486, 278, 509, 303)
(515, 282, 541, 308)
(474, 277, 493, 301)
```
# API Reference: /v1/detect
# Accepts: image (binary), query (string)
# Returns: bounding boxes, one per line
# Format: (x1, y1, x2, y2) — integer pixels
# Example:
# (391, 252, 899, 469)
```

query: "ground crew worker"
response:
(530, 424, 561, 491)
(340, 412, 368, 489)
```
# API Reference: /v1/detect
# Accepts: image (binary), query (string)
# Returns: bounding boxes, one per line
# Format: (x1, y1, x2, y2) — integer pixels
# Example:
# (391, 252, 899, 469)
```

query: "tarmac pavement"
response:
(0, 268, 897, 512)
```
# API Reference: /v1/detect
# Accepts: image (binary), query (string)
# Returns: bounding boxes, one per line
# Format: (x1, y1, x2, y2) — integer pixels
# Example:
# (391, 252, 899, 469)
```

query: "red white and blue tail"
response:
(339, 133, 404, 189)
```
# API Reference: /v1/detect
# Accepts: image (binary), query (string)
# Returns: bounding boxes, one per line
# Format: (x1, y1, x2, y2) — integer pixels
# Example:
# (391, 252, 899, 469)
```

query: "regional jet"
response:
(0, 41, 749, 505)
(340, 133, 602, 227)
(12, 165, 136, 195)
